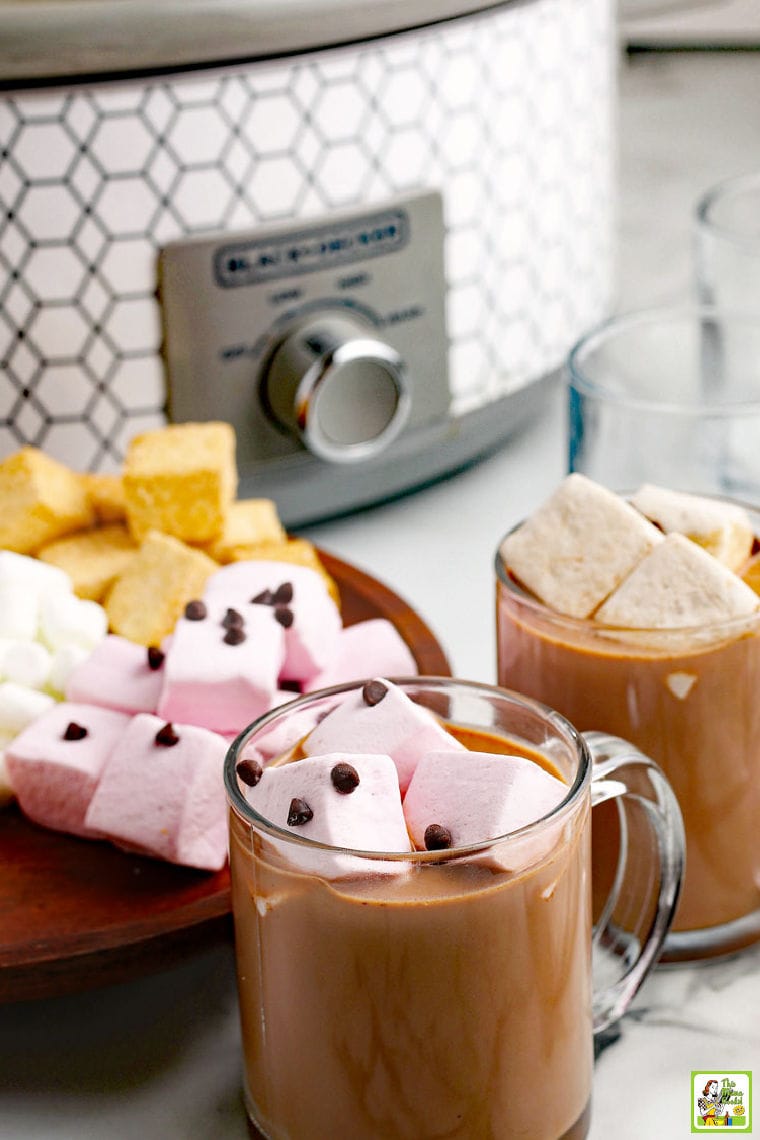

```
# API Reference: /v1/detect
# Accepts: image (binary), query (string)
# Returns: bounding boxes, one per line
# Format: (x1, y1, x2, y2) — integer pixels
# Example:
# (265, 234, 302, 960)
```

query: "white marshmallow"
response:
(500, 473, 663, 619)
(0, 583, 39, 640)
(631, 483, 754, 573)
(2, 640, 53, 690)
(0, 681, 56, 735)
(303, 678, 464, 794)
(38, 592, 108, 652)
(0, 737, 16, 806)
(403, 749, 567, 869)
(0, 551, 72, 598)
(595, 533, 760, 633)
(48, 643, 92, 697)
(245, 752, 412, 878)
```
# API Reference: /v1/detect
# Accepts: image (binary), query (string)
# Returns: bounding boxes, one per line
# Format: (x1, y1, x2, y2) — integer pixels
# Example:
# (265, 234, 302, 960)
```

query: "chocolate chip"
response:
(63, 722, 87, 741)
(251, 589, 273, 605)
(222, 607, 244, 629)
(331, 762, 360, 794)
(272, 581, 293, 605)
(223, 626, 246, 645)
(287, 797, 313, 827)
(274, 606, 294, 629)
(236, 758, 263, 787)
(362, 679, 387, 707)
(279, 679, 301, 693)
(424, 823, 453, 851)
(155, 722, 180, 747)
(146, 646, 165, 671)
(184, 599, 207, 621)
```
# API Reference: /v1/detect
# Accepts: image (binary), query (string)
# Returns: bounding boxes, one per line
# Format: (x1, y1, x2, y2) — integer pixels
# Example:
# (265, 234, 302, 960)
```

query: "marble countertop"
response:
(3, 47, 760, 1140)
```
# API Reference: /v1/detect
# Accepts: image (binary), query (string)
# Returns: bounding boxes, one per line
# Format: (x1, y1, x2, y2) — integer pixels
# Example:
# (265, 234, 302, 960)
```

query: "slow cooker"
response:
(0, 0, 617, 523)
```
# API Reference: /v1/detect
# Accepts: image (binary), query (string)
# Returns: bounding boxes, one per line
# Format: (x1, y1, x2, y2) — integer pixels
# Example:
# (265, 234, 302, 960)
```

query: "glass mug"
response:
(496, 530, 760, 962)
(225, 677, 684, 1140)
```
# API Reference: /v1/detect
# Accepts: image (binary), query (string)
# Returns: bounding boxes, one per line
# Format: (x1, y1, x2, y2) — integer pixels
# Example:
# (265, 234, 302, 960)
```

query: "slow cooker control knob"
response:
(260, 315, 410, 464)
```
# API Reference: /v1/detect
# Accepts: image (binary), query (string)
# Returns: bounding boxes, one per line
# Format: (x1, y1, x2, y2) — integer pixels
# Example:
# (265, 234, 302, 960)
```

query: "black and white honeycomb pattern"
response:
(0, 0, 614, 470)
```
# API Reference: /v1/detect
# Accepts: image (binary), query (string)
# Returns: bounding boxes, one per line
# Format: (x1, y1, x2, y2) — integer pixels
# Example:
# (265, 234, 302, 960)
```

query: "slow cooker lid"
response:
(1, 0, 519, 84)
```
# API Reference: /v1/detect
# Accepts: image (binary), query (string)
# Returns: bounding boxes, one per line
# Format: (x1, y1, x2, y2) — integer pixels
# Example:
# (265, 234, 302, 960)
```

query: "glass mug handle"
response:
(584, 731, 686, 1035)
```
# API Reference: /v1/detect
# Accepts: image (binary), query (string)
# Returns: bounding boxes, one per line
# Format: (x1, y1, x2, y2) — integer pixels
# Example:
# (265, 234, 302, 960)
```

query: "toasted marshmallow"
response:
(500, 474, 663, 619)
(631, 484, 754, 573)
(595, 533, 760, 632)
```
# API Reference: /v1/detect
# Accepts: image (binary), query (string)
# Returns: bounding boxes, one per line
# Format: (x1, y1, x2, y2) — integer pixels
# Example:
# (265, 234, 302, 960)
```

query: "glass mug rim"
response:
(696, 169, 760, 249)
(567, 303, 760, 417)
(224, 675, 591, 861)
(495, 514, 760, 643)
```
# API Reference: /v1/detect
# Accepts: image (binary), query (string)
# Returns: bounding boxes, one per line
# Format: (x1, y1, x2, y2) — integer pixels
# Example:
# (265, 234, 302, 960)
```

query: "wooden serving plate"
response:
(0, 550, 450, 1003)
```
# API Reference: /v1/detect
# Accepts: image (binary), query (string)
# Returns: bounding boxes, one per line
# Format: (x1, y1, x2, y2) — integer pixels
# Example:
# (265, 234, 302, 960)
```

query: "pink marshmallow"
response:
(157, 597, 285, 735)
(65, 635, 165, 715)
(84, 713, 228, 871)
(305, 619, 418, 691)
(303, 678, 464, 794)
(243, 751, 412, 878)
(5, 701, 131, 838)
(204, 561, 341, 684)
(403, 750, 567, 869)
(252, 690, 321, 760)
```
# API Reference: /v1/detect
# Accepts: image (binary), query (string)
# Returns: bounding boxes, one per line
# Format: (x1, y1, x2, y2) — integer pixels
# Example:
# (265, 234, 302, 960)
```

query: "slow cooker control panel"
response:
(160, 190, 448, 475)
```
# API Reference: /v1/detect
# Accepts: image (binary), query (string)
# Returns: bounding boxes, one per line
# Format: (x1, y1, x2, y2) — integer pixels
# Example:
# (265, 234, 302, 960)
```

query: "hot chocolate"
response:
(228, 704, 592, 1140)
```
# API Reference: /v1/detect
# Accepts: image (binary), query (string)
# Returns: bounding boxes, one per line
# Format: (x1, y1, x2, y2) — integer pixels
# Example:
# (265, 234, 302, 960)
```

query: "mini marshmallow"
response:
(303, 678, 464, 794)
(630, 483, 754, 573)
(5, 701, 130, 837)
(595, 533, 760, 631)
(157, 597, 285, 734)
(0, 750, 15, 807)
(1, 640, 53, 690)
(306, 619, 418, 691)
(403, 749, 566, 868)
(0, 582, 39, 640)
(500, 473, 663, 619)
(244, 752, 412, 878)
(0, 681, 56, 735)
(0, 550, 72, 598)
(84, 713, 229, 871)
(38, 592, 108, 653)
(47, 643, 92, 697)
(66, 635, 165, 715)
(204, 561, 342, 684)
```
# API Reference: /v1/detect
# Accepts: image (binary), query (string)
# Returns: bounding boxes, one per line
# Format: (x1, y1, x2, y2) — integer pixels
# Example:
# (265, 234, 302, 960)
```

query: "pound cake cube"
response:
(500, 473, 663, 619)
(0, 447, 94, 554)
(84, 713, 229, 871)
(304, 678, 464, 794)
(123, 421, 237, 542)
(66, 635, 165, 715)
(104, 531, 218, 646)
(157, 597, 285, 734)
(244, 752, 412, 878)
(199, 499, 286, 562)
(80, 472, 127, 523)
(38, 524, 138, 601)
(630, 483, 754, 573)
(6, 701, 130, 837)
(204, 560, 342, 685)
